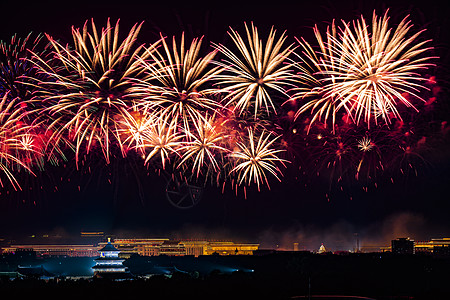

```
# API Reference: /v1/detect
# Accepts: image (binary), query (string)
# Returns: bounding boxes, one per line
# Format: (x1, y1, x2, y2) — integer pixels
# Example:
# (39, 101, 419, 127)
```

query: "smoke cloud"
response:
(257, 211, 443, 252)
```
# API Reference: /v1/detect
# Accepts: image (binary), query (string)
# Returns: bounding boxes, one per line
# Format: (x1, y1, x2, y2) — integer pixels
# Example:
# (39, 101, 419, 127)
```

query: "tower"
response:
(92, 238, 131, 279)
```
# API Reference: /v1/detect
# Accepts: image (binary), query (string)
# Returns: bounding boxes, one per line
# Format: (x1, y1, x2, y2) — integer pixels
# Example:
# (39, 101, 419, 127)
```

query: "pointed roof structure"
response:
(92, 238, 132, 279)
(98, 239, 121, 253)
(318, 243, 327, 254)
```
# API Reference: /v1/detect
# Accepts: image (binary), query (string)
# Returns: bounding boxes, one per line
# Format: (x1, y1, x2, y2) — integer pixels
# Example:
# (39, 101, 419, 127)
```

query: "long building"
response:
(380, 237, 450, 254)
(2, 237, 259, 258)
(102, 239, 259, 258)
(414, 237, 450, 254)
(2, 244, 99, 257)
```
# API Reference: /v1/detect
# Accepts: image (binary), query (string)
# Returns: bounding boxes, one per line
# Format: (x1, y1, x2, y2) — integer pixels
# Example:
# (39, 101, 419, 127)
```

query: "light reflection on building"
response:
(414, 237, 450, 254)
(105, 239, 259, 258)
(1, 244, 99, 257)
(2, 236, 259, 258)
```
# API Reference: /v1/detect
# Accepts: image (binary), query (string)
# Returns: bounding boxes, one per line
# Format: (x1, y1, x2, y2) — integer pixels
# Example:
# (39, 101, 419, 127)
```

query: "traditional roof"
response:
(92, 264, 127, 270)
(99, 242, 120, 252)
(94, 256, 125, 262)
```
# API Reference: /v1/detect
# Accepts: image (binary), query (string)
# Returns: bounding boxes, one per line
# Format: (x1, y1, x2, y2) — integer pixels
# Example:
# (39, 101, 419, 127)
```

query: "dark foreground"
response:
(1, 252, 449, 299)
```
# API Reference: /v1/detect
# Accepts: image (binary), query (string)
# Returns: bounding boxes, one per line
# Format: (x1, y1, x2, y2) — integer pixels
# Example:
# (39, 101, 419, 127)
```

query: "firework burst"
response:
(30, 18, 146, 165)
(229, 128, 287, 190)
(132, 33, 222, 132)
(213, 22, 296, 118)
(136, 113, 182, 170)
(0, 94, 36, 190)
(178, 113, 230, 178)
(0, 32, 67, 169)
(291, 10, 436, 129)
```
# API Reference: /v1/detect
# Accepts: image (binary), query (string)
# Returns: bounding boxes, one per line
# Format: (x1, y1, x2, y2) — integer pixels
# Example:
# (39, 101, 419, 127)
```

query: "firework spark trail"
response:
(0, 94, 36, 190)
(29, 18, 146, 166)
(291, 10, 436, 129)
(131, 32, 223, 133)
(229, 128, 287, 191)
(135, 113, 182, 170)
(287, 20, 343, 131)
(213, 22, 296, 118)
(177, 113, 230, 178)
(114, 109, 158, 157)
(0, 32, 67, 170)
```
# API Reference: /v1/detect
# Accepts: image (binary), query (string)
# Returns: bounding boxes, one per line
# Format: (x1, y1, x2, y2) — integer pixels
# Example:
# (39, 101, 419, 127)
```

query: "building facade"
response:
(2, 244, 99, 257)
(391, 238, 415, 254)
(414, 238, 450, 254)
(101, 239, 259, 257)
(2, 238, 259, 258)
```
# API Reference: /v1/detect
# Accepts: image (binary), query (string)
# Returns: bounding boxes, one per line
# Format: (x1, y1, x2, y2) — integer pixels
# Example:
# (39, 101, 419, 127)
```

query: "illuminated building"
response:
(2, 238, 259, 258)
(318, 244, 327, 254)
(391, 238, 414, 254)
(202, 241, 259, 256)
(414, 238, 450, 254)
(182, 240, 209, 257)
(80, 231, 105, 238)
(159, 240, 186, 256)
(99, 238, 169, 258)
(92, 238, 128, 276)
(101, 239, 259, 257)
(2, 244, 99, 257)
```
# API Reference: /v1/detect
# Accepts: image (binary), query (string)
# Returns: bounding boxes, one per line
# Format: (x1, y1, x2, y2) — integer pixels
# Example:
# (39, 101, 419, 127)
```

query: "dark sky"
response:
(0, 0, 450, 250)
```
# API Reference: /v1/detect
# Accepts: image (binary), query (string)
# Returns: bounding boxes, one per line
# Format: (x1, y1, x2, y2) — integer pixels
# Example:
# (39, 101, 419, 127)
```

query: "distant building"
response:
(202, 241, 259, 256)
(107, 238, 169, 258)
(318, 244, 327, 254)
(2, 244, 99, 257)
(391, 238, 414, 254)
(2, 237, 259, 258)
(414, 237, 450, 255)
(101, 239, 259, 257)
(92, 239, 132, 279)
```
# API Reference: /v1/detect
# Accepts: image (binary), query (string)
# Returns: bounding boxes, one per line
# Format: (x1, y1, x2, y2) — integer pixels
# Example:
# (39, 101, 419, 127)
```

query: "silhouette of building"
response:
(391, 238, 414, 254)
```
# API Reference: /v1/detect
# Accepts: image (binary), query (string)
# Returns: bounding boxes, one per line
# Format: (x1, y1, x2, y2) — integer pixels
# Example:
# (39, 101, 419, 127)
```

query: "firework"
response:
(286, 20, 342, 131)
(229, 128, 287, 190)
(131, 32, 222, 132)
(136, 113, 182, 170)
(0, 33, 46, 103)
(291, 11, 436, 129)
(177, 113, 230, 178)
(0, 32, 67, 169)
(213, 23, 296, 118)
(0, 94, 36, 190)
(30, 18, 146, 166)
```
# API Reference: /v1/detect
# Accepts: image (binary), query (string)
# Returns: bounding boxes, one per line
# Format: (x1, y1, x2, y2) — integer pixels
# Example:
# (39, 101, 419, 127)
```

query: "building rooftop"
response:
(99, 241, 120, 253)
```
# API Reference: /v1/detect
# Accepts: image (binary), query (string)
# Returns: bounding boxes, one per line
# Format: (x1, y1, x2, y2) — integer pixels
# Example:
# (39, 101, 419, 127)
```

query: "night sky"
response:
(0, 0, 450, 250)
